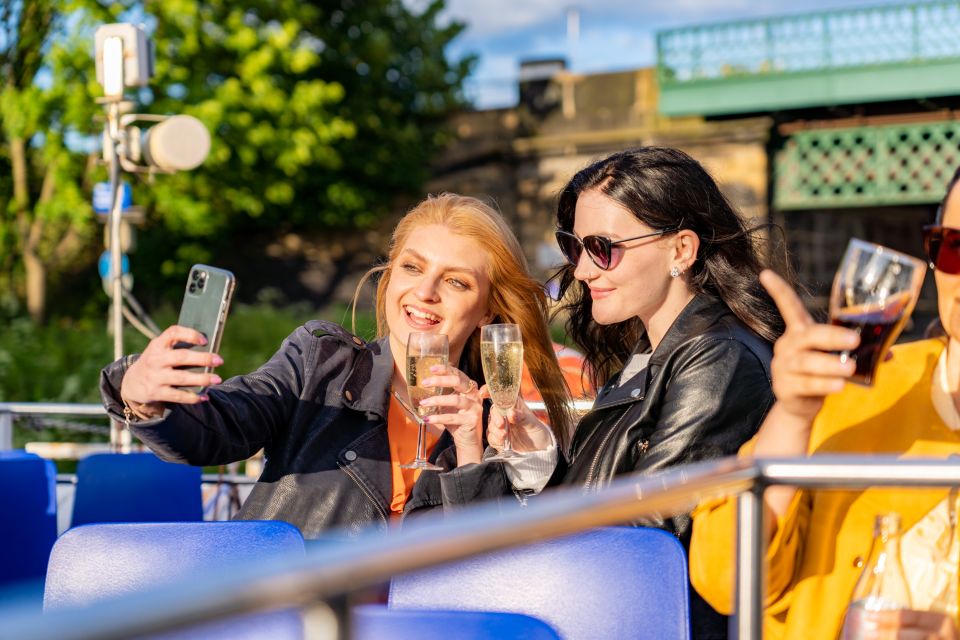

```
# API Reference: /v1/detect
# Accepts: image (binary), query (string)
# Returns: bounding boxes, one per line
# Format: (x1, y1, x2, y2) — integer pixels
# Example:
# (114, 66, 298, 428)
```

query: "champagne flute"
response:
(481, 323, 524, 461)
(400, 332, 447, 471)
(829, 239, 925, 386)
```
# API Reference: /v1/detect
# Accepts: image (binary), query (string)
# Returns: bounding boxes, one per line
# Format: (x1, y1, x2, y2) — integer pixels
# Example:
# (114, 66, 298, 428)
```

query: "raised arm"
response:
(101, 325, 317, 466)
(752, 270, 859, 529)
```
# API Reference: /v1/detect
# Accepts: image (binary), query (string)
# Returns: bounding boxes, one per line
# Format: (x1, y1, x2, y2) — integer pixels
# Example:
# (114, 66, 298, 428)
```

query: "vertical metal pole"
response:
(733, 484, 766, 640)
(105, 95, 125, 451)
(0, 411, 12, 451)
(107, 100, 124, 363)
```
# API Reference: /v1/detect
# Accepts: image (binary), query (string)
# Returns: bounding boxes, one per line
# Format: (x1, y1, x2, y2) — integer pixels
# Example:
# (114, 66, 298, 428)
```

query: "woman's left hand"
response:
(419, 364, 484, 466)
(484, 394, 553, 453)
(854, 609, 958, 639)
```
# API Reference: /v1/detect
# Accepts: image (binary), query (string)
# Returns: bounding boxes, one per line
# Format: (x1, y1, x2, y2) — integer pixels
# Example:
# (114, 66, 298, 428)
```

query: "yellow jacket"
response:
(690, 338, 960, 640)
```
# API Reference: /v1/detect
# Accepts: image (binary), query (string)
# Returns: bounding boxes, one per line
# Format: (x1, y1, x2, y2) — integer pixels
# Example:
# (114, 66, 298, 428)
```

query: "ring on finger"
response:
(464, 379, 477, 394)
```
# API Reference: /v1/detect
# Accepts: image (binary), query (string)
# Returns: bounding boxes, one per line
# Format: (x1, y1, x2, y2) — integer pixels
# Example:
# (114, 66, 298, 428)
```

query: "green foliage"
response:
(0, 1, 104, 315)
(1, 0, 473, 315)
(126, 0, 474, 294)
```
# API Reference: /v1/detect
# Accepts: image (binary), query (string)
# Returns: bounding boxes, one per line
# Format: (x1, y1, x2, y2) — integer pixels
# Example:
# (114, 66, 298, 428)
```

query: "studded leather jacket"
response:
(99, 320, 511, 539)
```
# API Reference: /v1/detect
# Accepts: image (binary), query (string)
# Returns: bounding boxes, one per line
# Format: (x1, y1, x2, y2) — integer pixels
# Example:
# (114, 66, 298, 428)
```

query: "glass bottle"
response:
(841, 512, 913, 639)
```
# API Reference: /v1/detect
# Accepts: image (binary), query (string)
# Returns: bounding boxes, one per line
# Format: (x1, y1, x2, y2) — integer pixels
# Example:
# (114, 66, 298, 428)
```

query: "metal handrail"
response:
(0, 402, 107, 415)
(3, 455, 960, 640)
(0, 402, 108, 451)
(0, 400, 595, 452)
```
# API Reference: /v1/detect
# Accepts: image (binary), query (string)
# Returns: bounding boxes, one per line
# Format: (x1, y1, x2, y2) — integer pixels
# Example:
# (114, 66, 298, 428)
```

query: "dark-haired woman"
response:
(487, 146, 784, 639)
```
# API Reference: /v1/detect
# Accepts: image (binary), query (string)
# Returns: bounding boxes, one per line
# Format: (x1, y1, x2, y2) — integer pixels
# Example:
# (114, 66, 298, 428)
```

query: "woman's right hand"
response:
(760, 270, 860, 423)
(119, 325, 224, 419)
(756, 270, 861, 525)
(483, 392, 554, 454)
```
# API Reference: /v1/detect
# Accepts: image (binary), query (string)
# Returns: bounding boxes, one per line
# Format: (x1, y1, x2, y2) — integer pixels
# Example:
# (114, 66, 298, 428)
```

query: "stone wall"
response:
(429, 67, 773, 279)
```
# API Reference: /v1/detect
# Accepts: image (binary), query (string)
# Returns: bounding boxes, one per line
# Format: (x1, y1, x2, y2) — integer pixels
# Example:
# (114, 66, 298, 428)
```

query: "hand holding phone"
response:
(119, 265, 236, 415)
(175, 265, 236, 393)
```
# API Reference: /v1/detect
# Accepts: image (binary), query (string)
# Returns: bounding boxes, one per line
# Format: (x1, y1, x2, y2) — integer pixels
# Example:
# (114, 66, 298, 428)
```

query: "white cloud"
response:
(441, 0, 565, 37)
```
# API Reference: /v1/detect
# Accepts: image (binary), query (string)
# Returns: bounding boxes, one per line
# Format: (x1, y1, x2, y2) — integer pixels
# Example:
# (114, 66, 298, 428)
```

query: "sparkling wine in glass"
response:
(829, 239, 925, 386)
(400, 332, 447, 471)
(481, 323, 524, 461)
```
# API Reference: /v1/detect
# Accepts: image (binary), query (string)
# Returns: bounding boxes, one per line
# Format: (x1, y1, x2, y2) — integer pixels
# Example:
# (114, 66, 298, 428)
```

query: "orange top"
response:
(387, 394, 441, 516)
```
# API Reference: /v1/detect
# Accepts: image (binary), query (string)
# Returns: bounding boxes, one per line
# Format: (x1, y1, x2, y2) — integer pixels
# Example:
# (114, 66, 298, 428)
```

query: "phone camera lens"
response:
(188, 283, 197, 293)
(191, 271, 199, 281)
(197, 280, 205, 290)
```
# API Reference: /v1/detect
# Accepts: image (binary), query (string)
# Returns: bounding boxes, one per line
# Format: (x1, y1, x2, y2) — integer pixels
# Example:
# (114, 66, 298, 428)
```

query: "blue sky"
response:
(438, 0, 909, 108)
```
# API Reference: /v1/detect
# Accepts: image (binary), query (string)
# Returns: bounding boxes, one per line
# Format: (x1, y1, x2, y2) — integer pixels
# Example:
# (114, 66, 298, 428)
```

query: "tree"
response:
(0, 0, 102, 322)
(125, 0, 474, 297)
(1, 0, 474, 319)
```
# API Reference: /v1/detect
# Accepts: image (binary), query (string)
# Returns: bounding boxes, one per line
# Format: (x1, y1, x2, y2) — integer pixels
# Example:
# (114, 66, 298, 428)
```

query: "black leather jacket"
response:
(560, 294, 772, 524)
(99, 320, 511, 539)
(557, 294, 774, 640)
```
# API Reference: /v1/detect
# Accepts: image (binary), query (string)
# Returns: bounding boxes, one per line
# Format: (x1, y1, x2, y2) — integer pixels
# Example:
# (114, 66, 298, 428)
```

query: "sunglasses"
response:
(922, 225, 960, 274)
(555, 226, 681, 270)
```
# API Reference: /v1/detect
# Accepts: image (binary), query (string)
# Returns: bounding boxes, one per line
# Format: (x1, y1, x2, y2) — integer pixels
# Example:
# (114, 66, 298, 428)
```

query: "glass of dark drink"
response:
(829, 239, 925, 386)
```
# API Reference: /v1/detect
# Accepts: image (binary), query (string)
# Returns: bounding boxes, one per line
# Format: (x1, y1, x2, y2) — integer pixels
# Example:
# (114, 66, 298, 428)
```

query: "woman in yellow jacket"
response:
(690, 168, 960, 640)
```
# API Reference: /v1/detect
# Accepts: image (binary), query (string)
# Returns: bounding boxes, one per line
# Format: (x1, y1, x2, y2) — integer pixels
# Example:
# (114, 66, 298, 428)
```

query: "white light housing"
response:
(101, 37, 124, 98)
(95, 24, 153, 95)
(142, 115, 211, 171)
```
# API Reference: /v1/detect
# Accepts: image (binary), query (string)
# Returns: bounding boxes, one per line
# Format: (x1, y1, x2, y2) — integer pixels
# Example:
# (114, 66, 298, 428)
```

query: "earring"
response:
(670, 266, 681, 278)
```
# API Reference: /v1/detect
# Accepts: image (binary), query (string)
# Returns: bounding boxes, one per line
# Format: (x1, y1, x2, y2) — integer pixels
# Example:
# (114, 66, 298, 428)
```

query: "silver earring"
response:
(670, 266, 681, 278)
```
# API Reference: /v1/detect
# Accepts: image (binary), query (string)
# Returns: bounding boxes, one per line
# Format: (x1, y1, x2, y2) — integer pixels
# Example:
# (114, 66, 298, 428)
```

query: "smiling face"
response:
(937, 183, 960, 339)
(384, 224, 493, 365)
(572, 188, 677, 326)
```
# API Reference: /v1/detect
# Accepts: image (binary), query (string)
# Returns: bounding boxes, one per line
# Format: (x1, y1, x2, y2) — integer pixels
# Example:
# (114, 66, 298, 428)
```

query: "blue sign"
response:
(98, 251, 130, 279)
(93, 182, 132, 214)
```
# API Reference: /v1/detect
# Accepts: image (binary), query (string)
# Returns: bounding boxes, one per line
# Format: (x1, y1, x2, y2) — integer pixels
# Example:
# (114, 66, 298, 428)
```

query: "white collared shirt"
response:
(485, 426, 557, 493)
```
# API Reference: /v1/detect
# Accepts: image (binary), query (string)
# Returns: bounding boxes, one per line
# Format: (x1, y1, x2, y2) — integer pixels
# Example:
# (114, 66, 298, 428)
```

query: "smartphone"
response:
(175, 264, 236, 393)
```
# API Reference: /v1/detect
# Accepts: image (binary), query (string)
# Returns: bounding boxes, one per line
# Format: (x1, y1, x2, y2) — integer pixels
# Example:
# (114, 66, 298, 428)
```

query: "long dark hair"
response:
(554, 147, 786, 389)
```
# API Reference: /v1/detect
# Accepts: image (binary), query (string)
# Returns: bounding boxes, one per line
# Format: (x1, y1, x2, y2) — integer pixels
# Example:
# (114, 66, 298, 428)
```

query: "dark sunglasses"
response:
(922, 225, 960, 274)
(555, 226, 681, 270)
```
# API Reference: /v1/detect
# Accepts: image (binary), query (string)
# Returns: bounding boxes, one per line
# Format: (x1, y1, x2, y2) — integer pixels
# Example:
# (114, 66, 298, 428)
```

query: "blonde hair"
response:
(354, 193, 573, 447)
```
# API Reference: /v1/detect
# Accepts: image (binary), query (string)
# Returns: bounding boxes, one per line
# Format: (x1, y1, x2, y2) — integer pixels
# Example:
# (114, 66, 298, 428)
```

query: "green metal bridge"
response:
(658, 1, 960, 211)
(658, 1, 960, 117)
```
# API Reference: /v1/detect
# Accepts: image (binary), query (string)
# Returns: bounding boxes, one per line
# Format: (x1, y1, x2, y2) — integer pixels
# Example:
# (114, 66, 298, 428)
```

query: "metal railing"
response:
(2, 455, 960, 640)
(657, 1, 960, 85)
(0, 400, 594, 453)
(0, 403, 108, 451)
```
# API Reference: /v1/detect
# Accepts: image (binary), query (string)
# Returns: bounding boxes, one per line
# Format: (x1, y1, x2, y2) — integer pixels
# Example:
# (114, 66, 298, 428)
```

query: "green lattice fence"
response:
(658, 1, 960, 84)
(775, 120, 960, 209)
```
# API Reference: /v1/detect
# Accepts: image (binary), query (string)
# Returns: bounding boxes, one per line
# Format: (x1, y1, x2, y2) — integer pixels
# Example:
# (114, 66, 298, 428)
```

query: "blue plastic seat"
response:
(44, 521, 305, 639)
(390, 526, 691, 640)
(70, 452, 202, 527)
(352, 604, 561, 639)
(0, 451, 57, 587)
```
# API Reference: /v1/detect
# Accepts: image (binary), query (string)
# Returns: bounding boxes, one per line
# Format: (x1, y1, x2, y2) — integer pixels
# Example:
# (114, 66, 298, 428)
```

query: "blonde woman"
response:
(102, 193, 571, 538)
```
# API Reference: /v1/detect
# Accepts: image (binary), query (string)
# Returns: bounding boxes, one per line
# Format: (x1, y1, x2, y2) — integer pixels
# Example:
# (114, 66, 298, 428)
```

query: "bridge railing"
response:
(658, 1, 960, 86)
